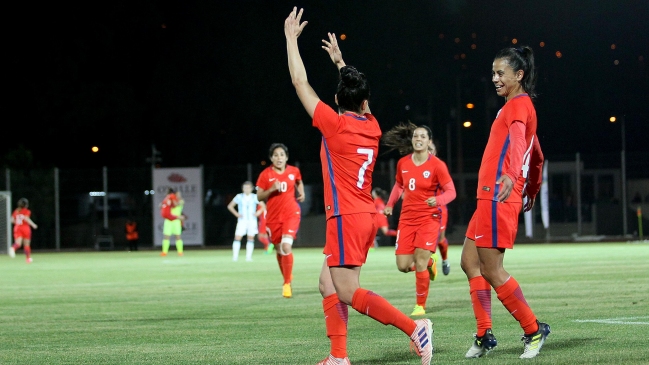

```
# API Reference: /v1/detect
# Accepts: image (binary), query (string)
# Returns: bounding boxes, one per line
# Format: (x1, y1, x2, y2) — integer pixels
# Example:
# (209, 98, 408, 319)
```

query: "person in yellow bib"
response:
(161, 190, 186, 256)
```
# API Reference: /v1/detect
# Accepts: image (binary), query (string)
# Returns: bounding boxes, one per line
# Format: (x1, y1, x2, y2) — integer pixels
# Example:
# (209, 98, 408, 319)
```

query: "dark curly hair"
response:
(336, 66, 370, 113)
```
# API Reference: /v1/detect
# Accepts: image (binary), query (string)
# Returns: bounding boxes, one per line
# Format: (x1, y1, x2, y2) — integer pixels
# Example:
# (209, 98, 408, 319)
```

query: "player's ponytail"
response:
(382, 121, 418, 155)
(17, 198, 28, 208)
(495, 46, 538, 99)
(336, 66, 370, 113)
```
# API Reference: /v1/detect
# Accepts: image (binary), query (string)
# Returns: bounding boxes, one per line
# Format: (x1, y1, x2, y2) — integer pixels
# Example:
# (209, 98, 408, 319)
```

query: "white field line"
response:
(574, 316, 649, 325)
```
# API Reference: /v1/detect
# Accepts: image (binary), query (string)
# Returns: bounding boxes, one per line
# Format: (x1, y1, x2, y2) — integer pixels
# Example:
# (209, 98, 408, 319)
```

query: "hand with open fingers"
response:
(496, 175, 514, 203)
(322, 32, 344, 66)
(284, 7, 308, 40)
(425, 197, 437, 207)
(383, 206, 393, 216)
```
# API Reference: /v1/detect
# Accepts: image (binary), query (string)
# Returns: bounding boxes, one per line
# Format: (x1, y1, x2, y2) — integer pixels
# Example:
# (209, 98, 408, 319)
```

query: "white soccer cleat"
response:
(9, 247, 15, 258)
(520, 322, 551, 359)
(315, 354, 351, 365)
(410, 318, 433, 365)
(465, 329, 498, 358)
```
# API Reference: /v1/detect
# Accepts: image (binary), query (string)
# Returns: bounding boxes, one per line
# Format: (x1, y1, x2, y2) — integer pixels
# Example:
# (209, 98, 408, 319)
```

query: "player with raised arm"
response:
(382, 122, 457, 316)
(256, 143, 305, 298)
(284, 7, 433, 365)
(460, 46, 548, 359)
(228, 181, 265, 262)
(10, 198, 38, 263)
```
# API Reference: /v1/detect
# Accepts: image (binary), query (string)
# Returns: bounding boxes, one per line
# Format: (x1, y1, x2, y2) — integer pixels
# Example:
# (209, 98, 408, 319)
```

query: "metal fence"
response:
(2, 150, 647, 251)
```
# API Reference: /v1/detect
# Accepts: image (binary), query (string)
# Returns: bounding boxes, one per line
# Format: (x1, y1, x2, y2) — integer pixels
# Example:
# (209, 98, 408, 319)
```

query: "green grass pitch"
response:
(1, 243, 648, 364)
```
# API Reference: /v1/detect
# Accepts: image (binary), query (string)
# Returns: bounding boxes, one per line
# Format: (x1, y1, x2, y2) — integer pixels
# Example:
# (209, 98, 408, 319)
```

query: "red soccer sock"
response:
(24, 246, 31, 259)
(281, 253, 294, 284)
(495, 276, 539, 335)
(415, 270, 430, 307)
(351, 288, 416, 336)
(322, 294, 348, 358)
(12, 243, 20, 251)
(438, 238, 449, 261)
(469, 276, 493, 337)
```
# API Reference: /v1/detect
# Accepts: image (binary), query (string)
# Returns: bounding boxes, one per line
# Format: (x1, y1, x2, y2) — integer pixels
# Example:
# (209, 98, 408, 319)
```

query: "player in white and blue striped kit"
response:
(227, 181, 266, 261)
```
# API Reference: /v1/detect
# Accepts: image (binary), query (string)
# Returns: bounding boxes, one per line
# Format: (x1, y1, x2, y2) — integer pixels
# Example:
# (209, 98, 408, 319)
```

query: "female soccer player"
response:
(227, 181, 265, 262)
(382, 122, 457, 317)
(460, 46, 547, 359)
(160, 188, 185, 256)
(371, 187, 397, 249)
(256, 143, 305, 298)
(10, 198, 38, 263)
(284, 7, 433, 365)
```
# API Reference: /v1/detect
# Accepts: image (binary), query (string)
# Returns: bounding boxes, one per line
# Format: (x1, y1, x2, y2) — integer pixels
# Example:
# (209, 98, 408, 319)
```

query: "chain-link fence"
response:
(1, 151, 647, 251)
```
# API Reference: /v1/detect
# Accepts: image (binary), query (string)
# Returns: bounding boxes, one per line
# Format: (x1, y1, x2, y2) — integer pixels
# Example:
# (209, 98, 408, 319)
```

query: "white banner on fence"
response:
(524, 206, 533, 238)
(540, 161, 550, 229)
(152, 167, 204, 246)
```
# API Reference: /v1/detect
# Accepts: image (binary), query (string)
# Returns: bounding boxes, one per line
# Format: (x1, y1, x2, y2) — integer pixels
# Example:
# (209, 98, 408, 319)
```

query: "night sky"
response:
(3, 1, 648, 170)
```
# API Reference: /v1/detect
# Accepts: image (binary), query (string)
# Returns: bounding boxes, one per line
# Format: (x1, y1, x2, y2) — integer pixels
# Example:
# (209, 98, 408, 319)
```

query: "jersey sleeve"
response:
(525, 136, 544, 198)
(294, 167, 303, 182)
(256, 169, 270, 191)
(313, 101, 342, 138)
(232, 194, 241, 206)
(435, 160, 453, 186)
(395, 158, 404, 186)
(499, 98, 530, 128)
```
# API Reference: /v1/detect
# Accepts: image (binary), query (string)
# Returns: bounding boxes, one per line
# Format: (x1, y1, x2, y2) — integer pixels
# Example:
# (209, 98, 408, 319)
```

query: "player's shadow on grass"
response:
(499, 336, 600, 355)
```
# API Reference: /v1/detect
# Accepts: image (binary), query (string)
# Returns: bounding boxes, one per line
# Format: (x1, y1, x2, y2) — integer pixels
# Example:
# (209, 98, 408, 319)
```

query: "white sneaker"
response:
(520, 322, 551, 359)
(465, 329, 498, 358)
(410, 318, 433, 365)
(9, 247, 15, 258)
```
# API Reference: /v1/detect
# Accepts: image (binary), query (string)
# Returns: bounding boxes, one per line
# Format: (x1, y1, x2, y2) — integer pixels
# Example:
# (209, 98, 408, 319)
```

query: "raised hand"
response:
(321, 32, 345, 67)
(284, 7, 308, 40)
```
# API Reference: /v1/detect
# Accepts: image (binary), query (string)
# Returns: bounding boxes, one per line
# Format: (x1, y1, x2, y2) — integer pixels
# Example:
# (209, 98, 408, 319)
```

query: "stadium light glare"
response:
(463, 121, 472, 128)
(466, 103, 475, 109)
(89, 192, 106, 197)
(91, 146, 99, 153)
(610, 116, 617, 123)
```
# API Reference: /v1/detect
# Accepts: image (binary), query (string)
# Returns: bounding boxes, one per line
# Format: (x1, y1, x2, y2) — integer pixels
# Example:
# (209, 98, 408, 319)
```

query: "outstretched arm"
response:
(285, 7, 320, 118)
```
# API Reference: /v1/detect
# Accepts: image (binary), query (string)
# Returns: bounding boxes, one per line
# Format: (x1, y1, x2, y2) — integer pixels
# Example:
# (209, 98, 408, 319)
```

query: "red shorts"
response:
(266, 212, 301, 244)
(324, 213, 376, 267)
(374, 213, 389, 230)
(395, 219, 440, 255)
(14, 225, 31, 240)
(440, 205, 448, 232)
(466, 199, 520, 249)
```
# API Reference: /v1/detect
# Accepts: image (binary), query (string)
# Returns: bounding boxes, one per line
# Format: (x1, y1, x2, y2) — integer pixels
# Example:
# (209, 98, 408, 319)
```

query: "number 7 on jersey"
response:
(356, 148, 374, 188)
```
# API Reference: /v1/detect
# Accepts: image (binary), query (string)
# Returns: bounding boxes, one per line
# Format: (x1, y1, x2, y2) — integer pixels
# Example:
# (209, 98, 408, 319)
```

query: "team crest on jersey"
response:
(288, 174, 295, 180)
(423, 171, 430, 178)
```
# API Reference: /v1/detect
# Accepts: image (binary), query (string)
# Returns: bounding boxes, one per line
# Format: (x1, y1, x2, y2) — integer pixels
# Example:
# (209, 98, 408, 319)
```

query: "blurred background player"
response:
(159, 188, 185, 256)
(9, 198, 38, 263)
(285, 8, 433, 364)
(430, 142, 451, 275)
(460, 45, 548, 359)
(227, 181, 265, 262)
(371, 187, 397, 250)
(125, 219, 139, 251)
(256, 202, 272, 254)
(256, 143, 305, 298)
(382, 122, 456, 316)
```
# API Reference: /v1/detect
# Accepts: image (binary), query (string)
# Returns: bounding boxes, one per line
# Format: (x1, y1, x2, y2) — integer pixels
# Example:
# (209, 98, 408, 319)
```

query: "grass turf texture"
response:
(1, 243, 648, 364)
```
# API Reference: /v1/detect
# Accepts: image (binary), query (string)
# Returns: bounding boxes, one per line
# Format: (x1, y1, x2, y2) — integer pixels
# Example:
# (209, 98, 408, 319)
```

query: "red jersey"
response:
(374, 197, 387, 215)
(395, 153, 453, 226)
(160, 193, 178, 219)
(313, 101, 381, 219)
(477, 94, 537, 203)
(256, 165, 302, 223)
(12, 208, 31, 227)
